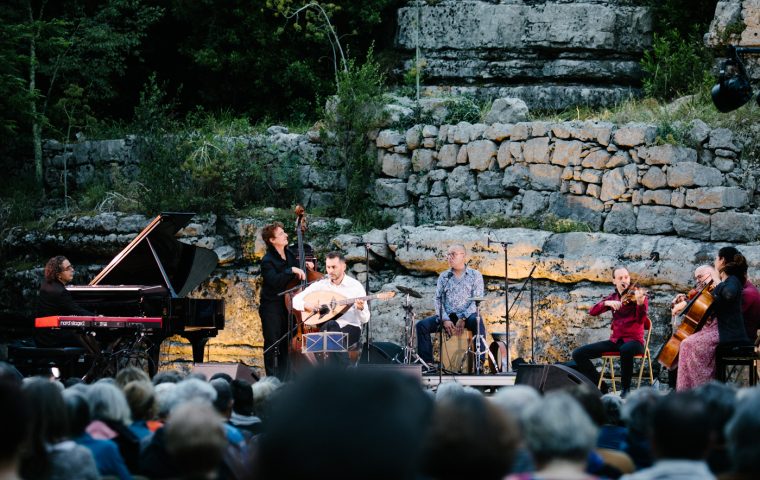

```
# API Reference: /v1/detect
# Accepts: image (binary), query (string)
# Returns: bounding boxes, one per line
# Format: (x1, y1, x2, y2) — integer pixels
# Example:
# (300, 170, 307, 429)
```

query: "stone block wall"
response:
(395, 0, 653, 109)
(374, 120, 760, 243)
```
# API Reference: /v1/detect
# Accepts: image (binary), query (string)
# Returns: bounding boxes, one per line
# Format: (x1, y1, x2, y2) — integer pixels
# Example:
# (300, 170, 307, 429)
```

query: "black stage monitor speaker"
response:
(358, 341, 403, 364)
(191, 362, 259, 384)
(515, 363, 599, 395)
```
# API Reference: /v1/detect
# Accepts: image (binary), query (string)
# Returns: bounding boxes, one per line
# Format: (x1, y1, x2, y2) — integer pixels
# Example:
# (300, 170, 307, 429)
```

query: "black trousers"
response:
(259, 302, 291, 379)
(572, 339, 644, 391)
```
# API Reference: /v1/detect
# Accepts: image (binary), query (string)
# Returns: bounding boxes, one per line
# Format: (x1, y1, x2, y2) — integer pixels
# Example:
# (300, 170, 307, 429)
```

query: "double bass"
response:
(656, 279, 715, 369)
(284, 205, 323, 361)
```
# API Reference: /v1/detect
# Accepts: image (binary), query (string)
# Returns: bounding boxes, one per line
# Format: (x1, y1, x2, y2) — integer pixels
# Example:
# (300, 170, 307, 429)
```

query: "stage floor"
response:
(421, 372, 516, 390)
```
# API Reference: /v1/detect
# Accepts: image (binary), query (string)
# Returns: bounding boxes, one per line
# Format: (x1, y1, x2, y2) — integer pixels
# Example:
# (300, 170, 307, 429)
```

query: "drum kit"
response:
(393, 286, 499, 375)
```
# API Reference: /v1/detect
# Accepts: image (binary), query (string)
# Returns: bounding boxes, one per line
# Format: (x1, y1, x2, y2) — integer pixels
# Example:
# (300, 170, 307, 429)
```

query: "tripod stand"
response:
(396, 287, 430, 369)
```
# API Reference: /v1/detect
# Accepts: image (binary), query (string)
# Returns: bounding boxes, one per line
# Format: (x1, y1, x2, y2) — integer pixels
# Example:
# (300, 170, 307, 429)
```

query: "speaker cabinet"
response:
(358, 342, 403, 364)
(191, 362, 259, 384)
(515, 363, 599, 395)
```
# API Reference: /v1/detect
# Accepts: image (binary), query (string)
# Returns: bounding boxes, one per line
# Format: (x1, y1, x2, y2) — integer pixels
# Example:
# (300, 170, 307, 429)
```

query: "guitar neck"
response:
(336, 293, 383, 306)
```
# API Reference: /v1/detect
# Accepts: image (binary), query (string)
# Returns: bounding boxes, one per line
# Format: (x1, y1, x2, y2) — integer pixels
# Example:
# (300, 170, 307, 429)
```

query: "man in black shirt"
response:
(36, 256, 94, 348)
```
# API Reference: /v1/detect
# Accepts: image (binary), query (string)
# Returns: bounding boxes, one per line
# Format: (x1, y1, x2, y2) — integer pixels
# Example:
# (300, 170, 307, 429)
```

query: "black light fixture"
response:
(712, 46, 760, 113)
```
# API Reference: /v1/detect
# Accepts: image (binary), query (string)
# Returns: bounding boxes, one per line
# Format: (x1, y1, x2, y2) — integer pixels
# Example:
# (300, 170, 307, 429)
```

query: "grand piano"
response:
(42, 212, 225, 372)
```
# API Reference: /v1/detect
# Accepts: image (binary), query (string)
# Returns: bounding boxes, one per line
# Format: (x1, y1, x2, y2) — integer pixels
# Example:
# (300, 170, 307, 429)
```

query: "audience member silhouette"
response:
(252, 367, 433, 480)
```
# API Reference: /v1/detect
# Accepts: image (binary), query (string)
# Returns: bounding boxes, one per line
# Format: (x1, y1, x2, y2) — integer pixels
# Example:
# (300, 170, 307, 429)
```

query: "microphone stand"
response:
(501, 265, 537, 366)
(488, 236, 512, 372)
(350, 240, 396, 363)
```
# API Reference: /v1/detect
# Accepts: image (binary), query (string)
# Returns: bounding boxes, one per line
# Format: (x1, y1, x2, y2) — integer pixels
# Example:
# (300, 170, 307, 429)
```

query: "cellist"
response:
(259, 222, 310, 379)
(666, 265, 719, 389)
(677, 247, 752, 391)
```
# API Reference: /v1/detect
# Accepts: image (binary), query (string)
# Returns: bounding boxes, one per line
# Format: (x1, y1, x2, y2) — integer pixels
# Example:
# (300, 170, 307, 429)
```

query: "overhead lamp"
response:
(711, 46, 760, 113)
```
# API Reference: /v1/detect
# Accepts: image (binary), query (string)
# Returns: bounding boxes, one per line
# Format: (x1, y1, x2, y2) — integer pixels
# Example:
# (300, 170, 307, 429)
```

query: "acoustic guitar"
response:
(302, 291, 396, 326)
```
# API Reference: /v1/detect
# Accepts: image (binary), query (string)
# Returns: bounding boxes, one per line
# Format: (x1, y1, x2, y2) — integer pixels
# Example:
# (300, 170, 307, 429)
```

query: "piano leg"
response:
(189, 336, 210, 364)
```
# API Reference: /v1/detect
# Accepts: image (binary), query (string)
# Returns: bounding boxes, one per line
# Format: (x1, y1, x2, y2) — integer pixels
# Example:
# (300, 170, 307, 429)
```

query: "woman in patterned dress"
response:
(677, 247, 752, 391)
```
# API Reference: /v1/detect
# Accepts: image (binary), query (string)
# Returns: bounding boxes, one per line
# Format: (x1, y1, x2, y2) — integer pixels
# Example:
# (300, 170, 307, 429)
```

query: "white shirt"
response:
(292, 274, 371, 329)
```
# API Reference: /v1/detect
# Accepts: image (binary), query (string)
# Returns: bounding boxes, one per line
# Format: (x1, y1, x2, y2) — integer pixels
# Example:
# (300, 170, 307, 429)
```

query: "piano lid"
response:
(88, 212, 218, 297)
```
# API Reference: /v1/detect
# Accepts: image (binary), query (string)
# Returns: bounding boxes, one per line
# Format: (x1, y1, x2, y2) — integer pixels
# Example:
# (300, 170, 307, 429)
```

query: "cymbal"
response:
(397, 285, 422, 298)
(468, 296, 488, 302)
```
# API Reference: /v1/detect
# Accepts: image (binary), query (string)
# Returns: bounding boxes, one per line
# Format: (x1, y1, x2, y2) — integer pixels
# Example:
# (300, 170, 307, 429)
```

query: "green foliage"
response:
(128, 75, 302, 214)
(443, 96, 488, 124)
(320, 48, 388, 222)
(0, 175, 42, 233)
(641, 30, 713, 100)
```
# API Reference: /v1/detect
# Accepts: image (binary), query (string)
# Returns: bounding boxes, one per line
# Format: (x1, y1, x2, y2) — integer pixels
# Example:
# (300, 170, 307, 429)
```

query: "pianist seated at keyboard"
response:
(36, 256, 97, 350)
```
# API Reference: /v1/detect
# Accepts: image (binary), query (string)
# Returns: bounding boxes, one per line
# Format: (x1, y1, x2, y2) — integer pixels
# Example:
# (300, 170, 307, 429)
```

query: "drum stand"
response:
(397, 292, 430, 369)
(469, 298, 489, 375)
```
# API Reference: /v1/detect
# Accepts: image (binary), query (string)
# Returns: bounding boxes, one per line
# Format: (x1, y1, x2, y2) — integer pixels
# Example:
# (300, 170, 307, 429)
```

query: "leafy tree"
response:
(0, 0, 162, 189)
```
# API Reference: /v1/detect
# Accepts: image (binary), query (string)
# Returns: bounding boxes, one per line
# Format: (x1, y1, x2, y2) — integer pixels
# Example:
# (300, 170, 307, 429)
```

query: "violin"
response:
(621, 285, 647, 305)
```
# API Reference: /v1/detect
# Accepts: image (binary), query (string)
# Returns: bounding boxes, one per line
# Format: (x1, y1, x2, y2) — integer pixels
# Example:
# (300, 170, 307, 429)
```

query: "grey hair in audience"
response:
(521, 392, 598, 465)
(89, 381, 132, 425)
(621, 386, 661, 435)
(152, 370, 183, 385)
(164, 378, 217, 414)
(165, 401, 227, 478)
(252, 376, 281, 418)
(154, 382, 178, 419)
(490, 385, 541, 429)
(601, 393, 624, 426)
(725, 388, 760, 474)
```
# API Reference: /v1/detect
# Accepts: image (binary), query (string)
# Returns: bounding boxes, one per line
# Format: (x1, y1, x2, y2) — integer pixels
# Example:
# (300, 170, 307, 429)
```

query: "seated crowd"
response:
(1, 361, 759, 480)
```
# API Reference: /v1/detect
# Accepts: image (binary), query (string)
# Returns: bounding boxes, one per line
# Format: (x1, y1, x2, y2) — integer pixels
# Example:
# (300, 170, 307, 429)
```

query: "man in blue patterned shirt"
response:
(415, 244, 486, 366)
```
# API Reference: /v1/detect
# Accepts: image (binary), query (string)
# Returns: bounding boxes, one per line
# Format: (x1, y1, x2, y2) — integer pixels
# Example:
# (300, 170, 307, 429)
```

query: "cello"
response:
(284, 205, 323, 363)
(656, 279, 715, 369)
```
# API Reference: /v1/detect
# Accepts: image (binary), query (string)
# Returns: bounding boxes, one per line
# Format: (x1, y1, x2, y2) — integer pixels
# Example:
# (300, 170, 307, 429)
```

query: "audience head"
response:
(725, 388, 760, 474)
(62, 390, 91, 436)
(123, 380, 158, 422)
(163, 377, 217, 415)
(567, 384, 606, 427)
(0, 361, 23, 385)
(601, 393, 625, 426)
(209, 372, 233, 383)
(0, 378, 29, 475)
(154, 382, 178, 420)
(621, 386, 661, 436)
(694, 381, 736, 445)
(165, 401, 227, 479)
(21, 377, 70, 479)
(650, 391, 711, 460)
(210, 378, 233, 415)
(153, 369, 184, 386)
(422, 391, 519, 480)
(251, 377, 280, 419)
(115, 366, 150, 389)
(89, 381, 132, 425)
(231, 379, 254, 416)
(255, 367, 432, 480)
(521, 392, 598, 468)
(490, 385, 541, 430)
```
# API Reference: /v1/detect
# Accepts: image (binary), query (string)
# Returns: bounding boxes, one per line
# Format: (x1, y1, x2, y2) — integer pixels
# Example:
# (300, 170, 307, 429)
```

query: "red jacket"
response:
(743, 280, 760, 342)
(589, 291, 648, 345)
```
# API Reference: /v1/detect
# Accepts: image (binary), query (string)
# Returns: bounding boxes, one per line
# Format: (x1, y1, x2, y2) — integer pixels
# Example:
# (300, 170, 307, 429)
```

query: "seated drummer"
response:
(292, 251, 369, 361)
(415, 244, 486, 366)
(36, 255, 95, 348)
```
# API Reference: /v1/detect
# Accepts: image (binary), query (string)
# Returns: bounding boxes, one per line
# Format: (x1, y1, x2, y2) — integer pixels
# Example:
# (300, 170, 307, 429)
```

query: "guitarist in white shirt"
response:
(292, 251, 370, 360)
